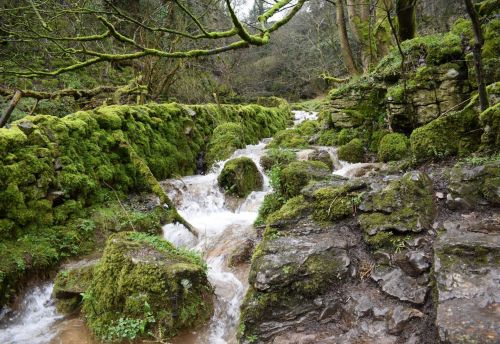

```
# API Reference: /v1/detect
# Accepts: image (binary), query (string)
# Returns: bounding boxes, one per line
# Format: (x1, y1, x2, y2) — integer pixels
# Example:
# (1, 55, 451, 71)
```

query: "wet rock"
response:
(307, 149, 334, 170)
(228, 238, 254, 266)
(434, 216, 500, 344)
(53, 260, 97, 313)
(16, 120, 35, 135)
(280, 160, 331, 198)
(371, 265, 428, 304)
(447, 162, 500, 208)
(359, 171, 435, 236)
(218, 157, 263, 198)
(387, 305, 424, 334)
(252, 232, 350, 292)
(406, 251, 430, 274)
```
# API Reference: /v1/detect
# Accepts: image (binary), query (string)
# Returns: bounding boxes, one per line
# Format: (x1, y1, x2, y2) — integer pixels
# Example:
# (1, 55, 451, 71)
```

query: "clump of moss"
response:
(254, 193, 285, 226)
(410, 106, 479, 163)
(266, 128, 308, 149)
(311, 183, 364, 222)
(338, 138, 364, 162)
(53, 263, 95, 313)
(205, 123, 245, 168)
(296, 120, 319, 137)
(218, 157, 263, 198)
(377, 133, 409, 162)
(82, 232, 213, 342)
(266, 195, 310, 225)
(259, 148, 296, 171)
(280, 161, 330, 198)
(317, 129, 338, 146)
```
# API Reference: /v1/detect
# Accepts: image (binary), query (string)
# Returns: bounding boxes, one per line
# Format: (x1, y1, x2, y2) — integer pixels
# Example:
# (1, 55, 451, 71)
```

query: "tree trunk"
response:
(464, 0, 489, 111)
(396, 0, 417, 41)
(346, 0, 371, 72)
(335, 0, 360, 75)
(0, 90, 22, 128)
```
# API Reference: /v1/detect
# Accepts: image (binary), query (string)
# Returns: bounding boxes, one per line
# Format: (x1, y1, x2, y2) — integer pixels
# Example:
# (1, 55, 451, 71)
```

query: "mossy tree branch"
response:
(0, 0, 307, 79)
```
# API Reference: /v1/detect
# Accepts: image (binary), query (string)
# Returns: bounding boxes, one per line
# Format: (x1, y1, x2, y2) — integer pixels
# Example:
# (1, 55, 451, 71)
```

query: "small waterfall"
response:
(0, 283, 62, 344)
(163, 140, 271, 344)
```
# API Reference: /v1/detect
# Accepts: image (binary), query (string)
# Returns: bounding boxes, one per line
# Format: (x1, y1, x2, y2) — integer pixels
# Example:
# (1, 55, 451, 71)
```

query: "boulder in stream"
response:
(218, 157, 263, 198)
(82, 232, 213, 342)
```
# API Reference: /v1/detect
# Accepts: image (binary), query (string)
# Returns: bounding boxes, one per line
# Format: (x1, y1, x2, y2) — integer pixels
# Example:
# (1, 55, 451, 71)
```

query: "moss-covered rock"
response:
(82, 232, 213, 342)
(447, 161, 500, 208)
(266, 195, 310, 226)
(205, 123, 245, 168)
(359, 172, 435, 246)
(338, 138, 365, 163)
(279, 161, 331, 198)
(259, 148, 296, 171)
(307, 149, 333, 170)
(266, 128, 308, 149)
(53, 260, 96, 313)
(310, 180, 366, 223)
(410, 105, 480, 163)
(218, 157, 263, 198)
(377, 133, 409, 162)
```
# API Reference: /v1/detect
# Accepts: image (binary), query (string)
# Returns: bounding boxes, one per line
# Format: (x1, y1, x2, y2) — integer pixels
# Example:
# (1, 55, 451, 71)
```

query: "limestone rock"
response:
(434, 216, 500, 343)
(82, 232, 213, 341)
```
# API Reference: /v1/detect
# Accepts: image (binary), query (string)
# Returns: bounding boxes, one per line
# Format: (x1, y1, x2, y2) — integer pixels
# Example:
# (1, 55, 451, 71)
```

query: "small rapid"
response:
(0, 284, 62, 344)
(163, 140, 271, 344)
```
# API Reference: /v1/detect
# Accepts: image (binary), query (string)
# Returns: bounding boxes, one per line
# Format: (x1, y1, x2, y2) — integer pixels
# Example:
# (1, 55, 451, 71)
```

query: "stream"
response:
(0, 110, 379, 344)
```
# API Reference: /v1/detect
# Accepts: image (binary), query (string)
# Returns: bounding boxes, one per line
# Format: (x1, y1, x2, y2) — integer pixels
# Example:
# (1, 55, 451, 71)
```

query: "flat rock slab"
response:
(434, 217, 500, 343)
(371, 265, 428, 305)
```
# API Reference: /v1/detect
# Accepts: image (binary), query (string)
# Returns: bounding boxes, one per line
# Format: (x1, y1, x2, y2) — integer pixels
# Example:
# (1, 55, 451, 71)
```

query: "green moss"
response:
(254, 193, 285, 226)
(266, 195, 309, 225)
(311, 185, 362, 222)
(296, 120, 319, 137)
(280, 161, 330, 198)
(53, 264, 95, 313)
(205, 122, 245, 168)
(479, 101, 500, 153)
(82, 232, 212, 342)
(259, 148, 296, 171)
(338, 138, 364, 163)
(410, 105, 480, 163)
(377, 133, 409, 162)
(218, 157, 263, 198)
(266, 128, 308, 149)
(317, 129, 338, 146)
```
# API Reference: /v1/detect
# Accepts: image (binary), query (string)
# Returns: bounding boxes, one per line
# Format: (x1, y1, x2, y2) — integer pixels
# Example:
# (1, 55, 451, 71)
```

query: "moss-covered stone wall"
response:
(0, 100, 290, 305)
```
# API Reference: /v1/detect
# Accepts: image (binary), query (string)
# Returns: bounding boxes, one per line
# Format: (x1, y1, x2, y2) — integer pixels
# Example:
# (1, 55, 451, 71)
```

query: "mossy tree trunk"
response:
(0, 90, 22, 128)
(464, 0, 489, 112)
(335, 0, 360, 75)
(346, 0, 371, 72)
(396, 0, 417, 41)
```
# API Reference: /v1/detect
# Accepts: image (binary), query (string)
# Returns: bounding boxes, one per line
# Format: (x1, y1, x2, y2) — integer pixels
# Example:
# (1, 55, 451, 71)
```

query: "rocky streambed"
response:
(0, 110, 498, 344)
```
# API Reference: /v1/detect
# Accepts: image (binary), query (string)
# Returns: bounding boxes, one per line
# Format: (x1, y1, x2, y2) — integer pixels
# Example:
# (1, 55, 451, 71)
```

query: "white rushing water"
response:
(163, 139, 271, 344)
(0, 283, 62, 344)
(1, 110, 379, 344)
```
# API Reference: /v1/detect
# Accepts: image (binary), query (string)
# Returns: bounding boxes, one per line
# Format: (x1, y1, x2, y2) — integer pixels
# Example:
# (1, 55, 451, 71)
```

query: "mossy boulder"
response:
(218, 157, 263, 198)
(53, 260, 96, 313)
(266, 195, 310, 226)
(307, 149, 333, 170)
(377, 133, 409, 162)
(338, 138, 364, 163)
(410, 104, 480, 163)
(280, 160, 331, 198)
(359, 172, 435, 247)
(447, 161, 500, 208)
(82, 232, 213, 342)
(259, 148, 296, 171)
